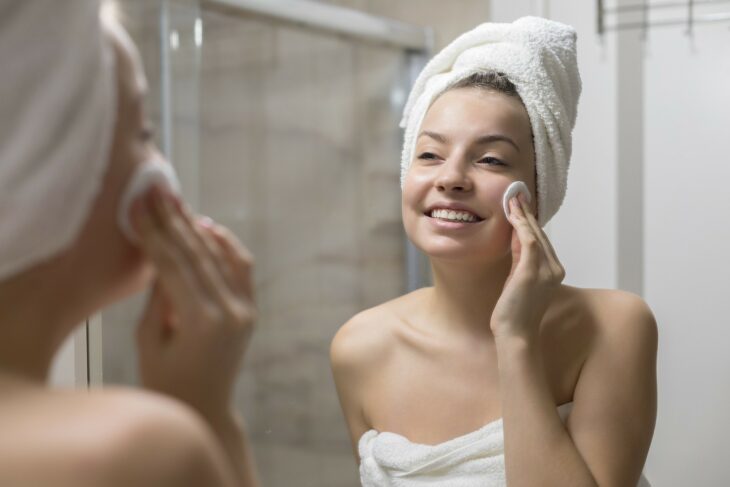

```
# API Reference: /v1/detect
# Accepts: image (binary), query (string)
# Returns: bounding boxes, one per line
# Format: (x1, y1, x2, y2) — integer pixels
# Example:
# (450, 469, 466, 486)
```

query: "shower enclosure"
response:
(94, 1, 431, 485)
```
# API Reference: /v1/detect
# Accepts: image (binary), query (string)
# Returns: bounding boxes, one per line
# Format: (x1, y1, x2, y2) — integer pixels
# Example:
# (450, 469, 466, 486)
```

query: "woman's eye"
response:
(478, 156, 505, 166)
(140, 126, 155, 142)
(418, 152, 439, 160)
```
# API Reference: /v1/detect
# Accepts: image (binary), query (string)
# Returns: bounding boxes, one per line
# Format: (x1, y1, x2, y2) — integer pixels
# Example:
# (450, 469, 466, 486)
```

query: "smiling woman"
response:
(404, 84, 535, 261)
(331, 16, 656, 487)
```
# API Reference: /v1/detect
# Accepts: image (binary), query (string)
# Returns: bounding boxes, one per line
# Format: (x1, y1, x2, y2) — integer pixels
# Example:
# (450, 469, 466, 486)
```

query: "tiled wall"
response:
(199, 12, 406, 485)
(104, 1, 488, 485)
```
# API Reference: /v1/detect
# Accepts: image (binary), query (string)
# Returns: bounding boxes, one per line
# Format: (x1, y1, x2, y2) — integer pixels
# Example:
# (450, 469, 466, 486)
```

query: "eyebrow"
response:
(418, 130, 521, 153)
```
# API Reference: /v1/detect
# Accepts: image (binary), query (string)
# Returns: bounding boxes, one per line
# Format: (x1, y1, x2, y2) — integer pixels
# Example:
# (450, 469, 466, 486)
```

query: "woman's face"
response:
(74, 23, 161, 304)
(401, 87, 537, 264)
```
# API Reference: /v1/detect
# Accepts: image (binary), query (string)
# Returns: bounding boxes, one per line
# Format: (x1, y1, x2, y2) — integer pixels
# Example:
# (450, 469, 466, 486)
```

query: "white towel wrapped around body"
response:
(359, 402, 652, 486)
(400, 16, 582, 227)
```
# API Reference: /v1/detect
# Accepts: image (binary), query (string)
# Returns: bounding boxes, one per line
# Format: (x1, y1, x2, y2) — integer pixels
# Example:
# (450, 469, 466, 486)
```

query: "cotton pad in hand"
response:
(502, 181, 532, 219)
(117, 160, 181, 243)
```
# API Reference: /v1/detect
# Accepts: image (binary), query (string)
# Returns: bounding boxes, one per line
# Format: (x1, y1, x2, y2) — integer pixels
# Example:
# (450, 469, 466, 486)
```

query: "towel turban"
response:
(400, 16, 582, 227)
(0, 0, 116, 281)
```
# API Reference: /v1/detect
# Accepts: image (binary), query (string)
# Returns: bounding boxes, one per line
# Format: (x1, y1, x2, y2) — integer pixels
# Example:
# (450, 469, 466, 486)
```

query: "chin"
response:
(422, 242, 502, 264)
(406, 219, 510, 262)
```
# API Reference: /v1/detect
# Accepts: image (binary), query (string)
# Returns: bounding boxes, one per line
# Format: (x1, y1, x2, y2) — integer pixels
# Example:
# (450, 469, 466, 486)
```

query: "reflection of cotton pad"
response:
(502, 181, 532, 219)
(118, 160, 181, 243)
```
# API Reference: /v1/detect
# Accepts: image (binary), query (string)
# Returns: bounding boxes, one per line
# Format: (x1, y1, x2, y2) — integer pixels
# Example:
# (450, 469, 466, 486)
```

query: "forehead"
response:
(421, 88, 532, 140)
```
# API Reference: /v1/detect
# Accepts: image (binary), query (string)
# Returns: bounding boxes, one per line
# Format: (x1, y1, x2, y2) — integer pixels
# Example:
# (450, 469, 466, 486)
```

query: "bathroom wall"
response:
(642, 11, 730, 486)
(492, 1, 730, 485)
(198, 12, 406, 486)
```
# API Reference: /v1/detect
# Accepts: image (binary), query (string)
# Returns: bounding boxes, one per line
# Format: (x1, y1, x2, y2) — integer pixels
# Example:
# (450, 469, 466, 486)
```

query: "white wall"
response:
(643, 16, 730, 486)
(492, 1, 730, 485)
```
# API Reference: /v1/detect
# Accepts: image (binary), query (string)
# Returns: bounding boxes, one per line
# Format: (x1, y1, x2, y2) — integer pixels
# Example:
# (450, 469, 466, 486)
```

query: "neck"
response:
(0, 250, 100, 383)
(427, 253, 513, 341)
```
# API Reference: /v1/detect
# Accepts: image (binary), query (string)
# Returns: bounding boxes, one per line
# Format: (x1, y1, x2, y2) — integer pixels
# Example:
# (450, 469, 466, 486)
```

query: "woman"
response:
(331, 17, 656, 486)
(0, 2, 259, 486)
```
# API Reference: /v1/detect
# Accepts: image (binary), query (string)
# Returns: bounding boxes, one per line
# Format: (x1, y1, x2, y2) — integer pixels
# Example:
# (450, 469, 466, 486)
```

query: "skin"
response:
(331, 87, 658, 486)
(0, 16, 259, 487)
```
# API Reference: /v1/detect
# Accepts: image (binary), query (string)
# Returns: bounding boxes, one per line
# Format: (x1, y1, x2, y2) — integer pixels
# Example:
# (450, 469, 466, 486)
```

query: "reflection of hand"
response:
(131, 186, 256, 420)
(490, 193, 565, 341)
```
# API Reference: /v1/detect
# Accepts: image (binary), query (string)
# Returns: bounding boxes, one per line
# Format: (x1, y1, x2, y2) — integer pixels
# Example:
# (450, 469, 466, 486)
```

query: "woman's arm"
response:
(199, 409, 260, 487)
(497, 291, 657, 487)
(330, 321, 371, 462)
(132, 188, 260, 486)
(493, 195, 657, 487)
(330, 311, 388, 462)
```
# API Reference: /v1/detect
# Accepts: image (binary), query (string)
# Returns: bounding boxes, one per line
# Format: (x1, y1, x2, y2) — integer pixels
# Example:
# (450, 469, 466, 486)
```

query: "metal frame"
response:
(597, 0, 730, 34)
(204, 0, 433, 51)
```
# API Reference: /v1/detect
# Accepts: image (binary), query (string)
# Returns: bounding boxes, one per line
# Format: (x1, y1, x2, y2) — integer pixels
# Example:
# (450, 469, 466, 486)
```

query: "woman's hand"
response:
(131, 186, 256, 419)
(490, 193, 565, 341)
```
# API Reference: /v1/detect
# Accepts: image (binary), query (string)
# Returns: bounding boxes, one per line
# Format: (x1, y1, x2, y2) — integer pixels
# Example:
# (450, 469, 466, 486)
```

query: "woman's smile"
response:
(423, 201, 486, 231)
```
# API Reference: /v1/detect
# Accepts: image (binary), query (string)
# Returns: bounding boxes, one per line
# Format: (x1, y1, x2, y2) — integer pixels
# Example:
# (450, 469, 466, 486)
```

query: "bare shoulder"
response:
(83, 388, 233, 486)
(330, 290, 421, 373)
(577, 285, 659, 342)
(559, 286, 658, 485)
(0, 385, 231, 487)
(330, 290, 425, 455)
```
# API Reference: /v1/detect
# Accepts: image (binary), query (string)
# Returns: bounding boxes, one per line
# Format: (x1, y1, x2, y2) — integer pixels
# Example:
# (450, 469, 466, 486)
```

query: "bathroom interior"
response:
(49, 1, 730, 485)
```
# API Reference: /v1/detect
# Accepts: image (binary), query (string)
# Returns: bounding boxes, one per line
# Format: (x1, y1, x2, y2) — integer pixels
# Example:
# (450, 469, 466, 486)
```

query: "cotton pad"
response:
(117, 159, 181, 243)
(502, 181, 532, 219)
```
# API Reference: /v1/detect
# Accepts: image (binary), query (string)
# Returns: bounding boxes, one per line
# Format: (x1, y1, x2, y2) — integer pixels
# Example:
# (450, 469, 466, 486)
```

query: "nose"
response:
(435, 157, 472, 193)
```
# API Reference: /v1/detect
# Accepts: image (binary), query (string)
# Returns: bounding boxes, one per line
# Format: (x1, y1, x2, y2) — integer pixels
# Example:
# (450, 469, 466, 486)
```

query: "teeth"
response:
(430, 209, 478, 222)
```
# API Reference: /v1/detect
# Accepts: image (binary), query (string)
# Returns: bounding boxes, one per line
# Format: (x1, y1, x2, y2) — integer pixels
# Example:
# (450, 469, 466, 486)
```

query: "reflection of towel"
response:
(0, 0, 115, 280)
(359, 402, 652, 486)
(400, 16, 582, 227)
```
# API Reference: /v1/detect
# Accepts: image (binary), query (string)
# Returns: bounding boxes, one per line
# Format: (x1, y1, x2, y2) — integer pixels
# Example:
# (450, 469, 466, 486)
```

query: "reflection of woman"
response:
(0, 2, 259, 486)
(331, 17, 656, 486)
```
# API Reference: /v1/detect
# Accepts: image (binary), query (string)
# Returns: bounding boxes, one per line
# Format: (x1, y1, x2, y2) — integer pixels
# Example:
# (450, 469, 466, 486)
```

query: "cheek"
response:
(401, 168, 426, 209)
(401, 170, 426, 238)
(478, 177, 514, 220)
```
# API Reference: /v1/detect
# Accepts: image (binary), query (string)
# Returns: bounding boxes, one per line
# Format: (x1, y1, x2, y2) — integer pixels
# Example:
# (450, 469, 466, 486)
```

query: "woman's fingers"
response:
(164, 196, 254, 311)
(513, 195, 565, 280)
(509, 197, 542, 270)
(179, 211, 240, 299)
(150, 188, 237, 308)
(205, 222, 255, 301)
(134, 186, 255, 331)
(133, 194, 209, 316)
(136, 279, 175, 347)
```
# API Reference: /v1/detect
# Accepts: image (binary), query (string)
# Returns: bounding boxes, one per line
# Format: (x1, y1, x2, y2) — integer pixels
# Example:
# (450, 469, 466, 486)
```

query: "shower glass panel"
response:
(102, 1, 420, 485)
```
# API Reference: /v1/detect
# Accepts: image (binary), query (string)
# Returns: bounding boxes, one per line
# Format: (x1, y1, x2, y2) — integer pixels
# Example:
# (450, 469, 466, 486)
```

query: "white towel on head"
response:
(399, 16, 582, 227)
(0, 0, 116, 280)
